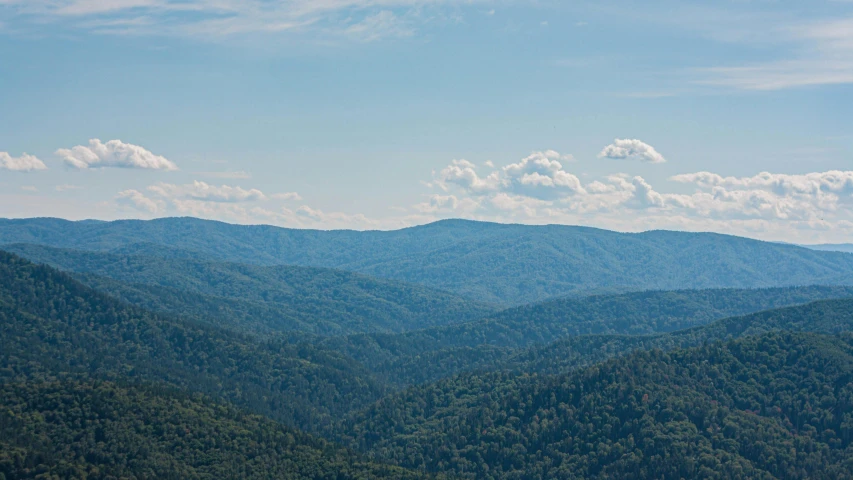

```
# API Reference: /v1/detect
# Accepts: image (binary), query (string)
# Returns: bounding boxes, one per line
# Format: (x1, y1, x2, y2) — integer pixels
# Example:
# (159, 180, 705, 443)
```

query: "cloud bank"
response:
(421, 151, 853, 241)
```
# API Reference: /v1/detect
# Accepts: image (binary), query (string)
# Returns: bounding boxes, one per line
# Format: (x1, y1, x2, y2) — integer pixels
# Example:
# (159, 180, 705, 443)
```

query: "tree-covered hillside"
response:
(3, 217, 853, 304)
(0, 250, 385, 433)
(340, 332, 853, 479)
(321, 287, 853, 385)
(0, 378, 431, 480)
(4, 243, 496, 336)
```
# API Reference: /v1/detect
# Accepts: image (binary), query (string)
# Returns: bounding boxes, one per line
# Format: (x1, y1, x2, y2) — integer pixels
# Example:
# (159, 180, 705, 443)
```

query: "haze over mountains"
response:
(2, 217, 853, 305)
(3, 216, 853, 479)
(803, 243, 853, 254)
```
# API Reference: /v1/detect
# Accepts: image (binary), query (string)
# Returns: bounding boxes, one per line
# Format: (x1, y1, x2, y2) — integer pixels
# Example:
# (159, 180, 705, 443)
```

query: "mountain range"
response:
(3, 216, 853, 479)
(2, 217, 853, 305)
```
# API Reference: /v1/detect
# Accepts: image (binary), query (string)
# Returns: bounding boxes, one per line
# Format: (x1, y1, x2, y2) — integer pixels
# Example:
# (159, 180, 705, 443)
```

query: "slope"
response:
(0, 250, 385, 433)
(340, 332, 853, 479)
(0, 378, 429, 480)
(3, 217, 853, 304)
(3, 243, 496, 336)
(321, 286, 853, 385)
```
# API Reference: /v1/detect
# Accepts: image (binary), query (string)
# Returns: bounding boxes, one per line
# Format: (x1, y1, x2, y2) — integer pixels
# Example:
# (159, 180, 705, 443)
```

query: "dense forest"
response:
(340, 332, 853, 479)
(4, 243, 496, 336)
(320, 287, 853, 385)
(3, 217, 853, 304)
(3, 220, 853, 479)
(0, 250, 385, 433)
(0, 378, 431, 480)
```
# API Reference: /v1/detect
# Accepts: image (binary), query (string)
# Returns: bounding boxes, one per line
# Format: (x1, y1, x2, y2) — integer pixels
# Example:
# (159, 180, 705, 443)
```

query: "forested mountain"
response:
(340, 332, 853, 479)
(0, 250, 385, 433)
(501, 296, 853, 376)
(3, 243, 496, 336)
(320, 287, 853, 385)
(0, 378, 430, 480)
(3, 217, 853, 304)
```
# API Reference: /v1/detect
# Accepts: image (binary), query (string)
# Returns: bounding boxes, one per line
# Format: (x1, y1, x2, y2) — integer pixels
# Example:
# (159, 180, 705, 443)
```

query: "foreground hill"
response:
(340, 332, 853, 479)
(4, 243, 495, 336)
(321, 287, 853, 385)
(0, 250, 384, 433)
(0, 379, 429, 480)
(3, 218, 853, 304)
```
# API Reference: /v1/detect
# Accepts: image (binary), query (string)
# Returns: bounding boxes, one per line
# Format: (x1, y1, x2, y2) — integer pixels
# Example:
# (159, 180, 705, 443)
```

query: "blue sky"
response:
(0, 0, 851, 242)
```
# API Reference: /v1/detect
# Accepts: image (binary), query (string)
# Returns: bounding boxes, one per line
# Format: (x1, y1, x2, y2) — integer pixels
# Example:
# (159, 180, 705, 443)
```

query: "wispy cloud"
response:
(0, 0, 492, 39)
(697, 16, 853, 90)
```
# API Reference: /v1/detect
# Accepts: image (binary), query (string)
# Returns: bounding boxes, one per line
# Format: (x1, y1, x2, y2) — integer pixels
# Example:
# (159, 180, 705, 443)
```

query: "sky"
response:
(0, 0, 851, 243)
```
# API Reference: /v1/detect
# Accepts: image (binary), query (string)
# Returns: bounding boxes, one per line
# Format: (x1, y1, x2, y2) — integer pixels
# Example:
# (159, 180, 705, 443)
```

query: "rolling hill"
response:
(3, 217, 853, 304)
(320, 286, 853, 385)
(339, 332, 853, 479)
(0, 378, 429, 480)
(3, 243, 496, 336)
(0, 250, 386, 433)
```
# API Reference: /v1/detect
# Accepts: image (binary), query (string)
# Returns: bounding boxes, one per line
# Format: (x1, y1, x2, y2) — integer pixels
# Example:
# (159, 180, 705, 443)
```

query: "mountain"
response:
(0, 378, 429, 480)
(0, 250, 385, 433)
(3, 243, 496, 336)
(320, 287, 853, 385)
(3, 217, 853, 304)
(339, 332, 853, 479)
(501, 295, 853, 376)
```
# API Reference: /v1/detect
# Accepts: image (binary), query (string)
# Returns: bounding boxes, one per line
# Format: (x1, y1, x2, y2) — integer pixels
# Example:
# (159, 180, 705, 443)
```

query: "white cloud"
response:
(148, 181, 266, 202)
(271, 192, 302, 201)
(115, 189, 163, 213)
(20, 186, 38, 192)
(57, 139, 178, 170)
(55, 184, 84, 192)
(436, 159, 503, 193)
(421, 151, 853, 241)
(698, 17, 853, 90)
(0, 152, 48, 171)
(198, 170, 252, 179)
(598, 139, 667, 164)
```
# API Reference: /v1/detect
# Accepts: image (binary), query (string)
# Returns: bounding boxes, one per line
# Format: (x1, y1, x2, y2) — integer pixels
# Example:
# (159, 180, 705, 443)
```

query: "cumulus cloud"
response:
(436, 159, 503, 193)
(421, 150, 853, 241)
(115, 189, 163, 214)
(57, 139, 178, 170)
(434, 150, 581, 198)
(670, 170, 853, 196)
(0, 152, 48, 171)
(598, 139, 667, 164)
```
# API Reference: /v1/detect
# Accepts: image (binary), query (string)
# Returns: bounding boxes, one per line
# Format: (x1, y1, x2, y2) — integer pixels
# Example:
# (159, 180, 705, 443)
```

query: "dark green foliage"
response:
(0, 378, 432, 480)
(321, 287, 853, 385)
(499, 295, 853, 376)
(0, 250, 384, 433)
(4, 243, 496, 336)
(340, 332, 853, 479)
(3, 217, 853, 304)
